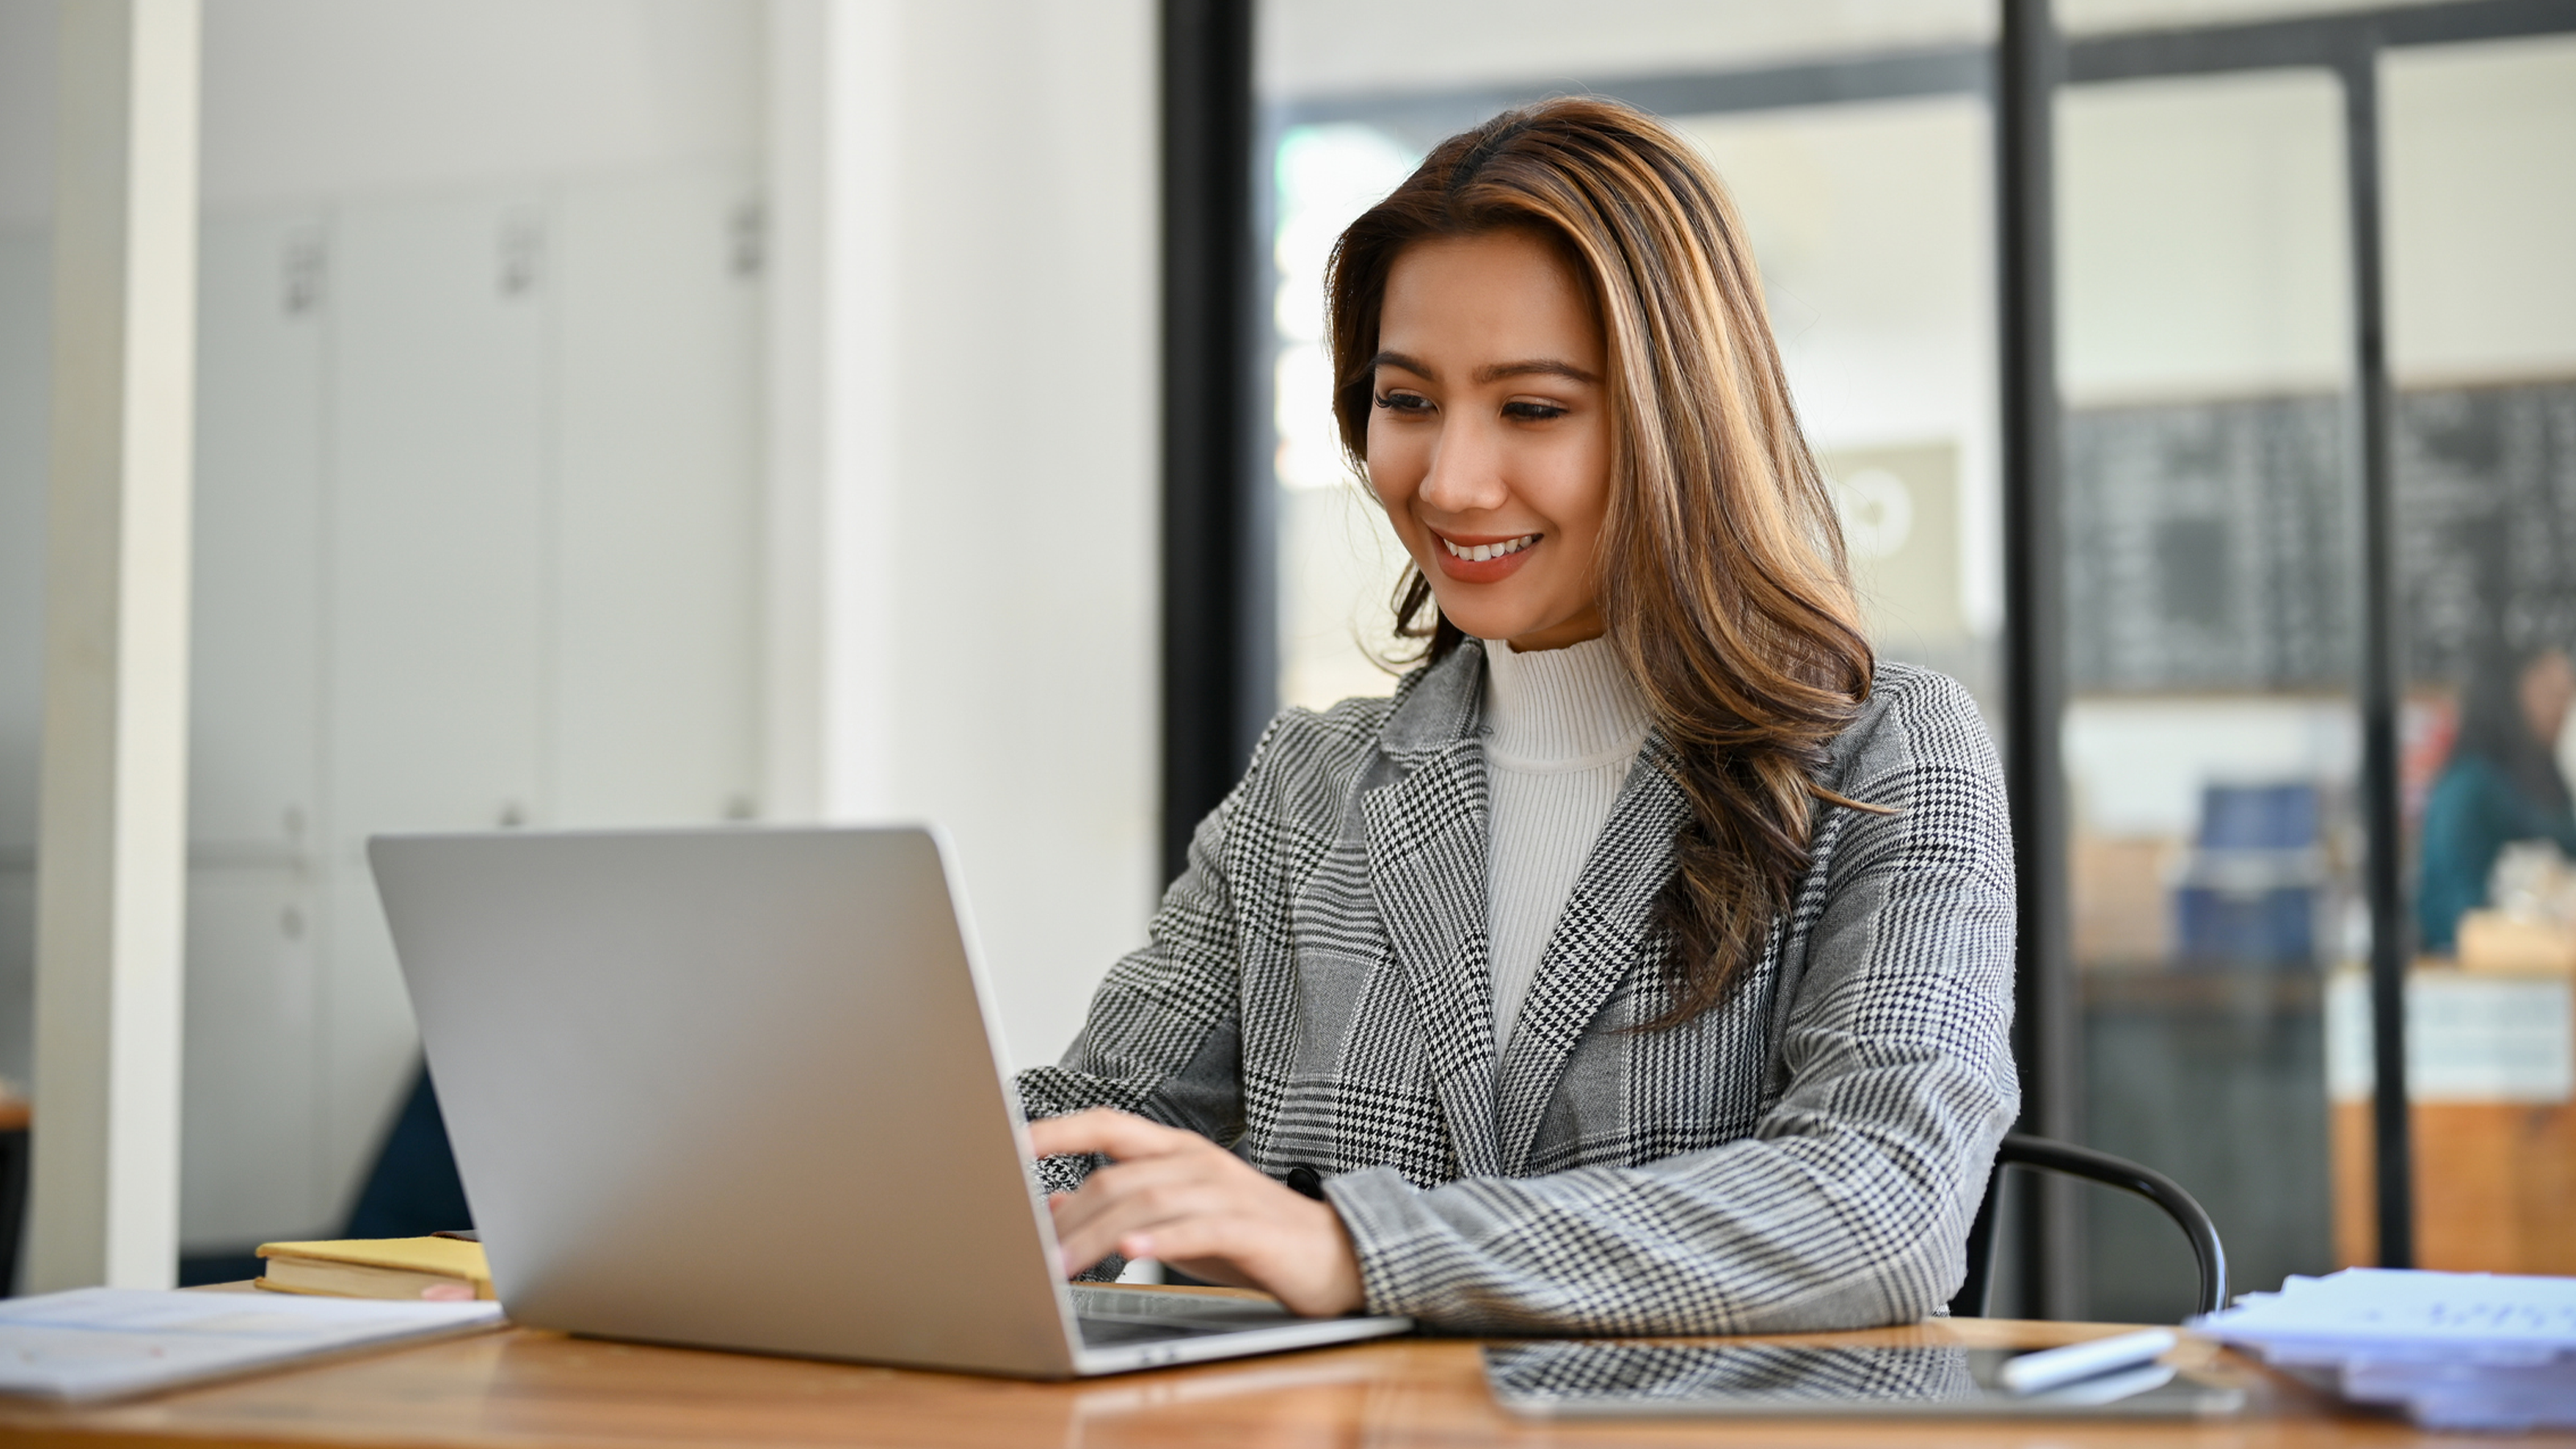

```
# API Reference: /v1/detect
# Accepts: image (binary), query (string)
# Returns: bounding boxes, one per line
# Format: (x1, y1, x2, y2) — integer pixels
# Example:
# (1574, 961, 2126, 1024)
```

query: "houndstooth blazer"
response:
(1017, 641, 2018, 1335)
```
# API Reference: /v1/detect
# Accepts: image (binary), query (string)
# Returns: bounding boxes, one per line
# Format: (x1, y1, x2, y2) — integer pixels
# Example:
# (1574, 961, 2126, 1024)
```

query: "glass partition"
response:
(2054, 65, 2359, 1321)
(1245, 0, 2576, 1316)
(2372, 33, 2576, 1278)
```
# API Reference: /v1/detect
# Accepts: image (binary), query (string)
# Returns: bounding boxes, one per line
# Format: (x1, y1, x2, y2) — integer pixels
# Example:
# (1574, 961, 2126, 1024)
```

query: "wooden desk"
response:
(5, 1311, 2562, 1449)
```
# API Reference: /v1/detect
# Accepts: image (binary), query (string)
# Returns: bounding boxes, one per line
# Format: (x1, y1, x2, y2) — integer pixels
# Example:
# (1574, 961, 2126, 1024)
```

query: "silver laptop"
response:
(369, 825, 1412, 1378)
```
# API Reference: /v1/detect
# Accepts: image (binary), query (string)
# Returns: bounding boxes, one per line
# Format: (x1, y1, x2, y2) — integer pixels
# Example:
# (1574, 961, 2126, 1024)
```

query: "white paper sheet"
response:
(2194, 1269, 2576, 1430)
(0, 1287, 504, 1403)
(2201, 1269, 2576, 1356)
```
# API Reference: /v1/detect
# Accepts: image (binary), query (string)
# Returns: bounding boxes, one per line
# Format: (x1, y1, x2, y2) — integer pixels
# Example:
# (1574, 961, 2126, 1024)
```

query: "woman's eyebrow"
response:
(1368, 352, 1600, 386)
(1474, 358, 1600, 385)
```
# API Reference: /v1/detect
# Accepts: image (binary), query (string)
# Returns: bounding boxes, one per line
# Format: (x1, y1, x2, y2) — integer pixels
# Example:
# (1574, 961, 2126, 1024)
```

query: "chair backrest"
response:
(1948, 1133, 2228, 1320)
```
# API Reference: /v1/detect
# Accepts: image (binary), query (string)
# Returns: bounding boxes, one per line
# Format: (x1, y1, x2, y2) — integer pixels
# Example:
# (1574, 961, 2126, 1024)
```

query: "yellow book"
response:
(254, 1236, 494, 1302)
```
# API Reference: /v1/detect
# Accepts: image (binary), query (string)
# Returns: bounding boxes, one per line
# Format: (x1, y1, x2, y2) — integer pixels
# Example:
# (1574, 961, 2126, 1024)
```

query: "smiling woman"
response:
(1018, 97, 2017, 1336)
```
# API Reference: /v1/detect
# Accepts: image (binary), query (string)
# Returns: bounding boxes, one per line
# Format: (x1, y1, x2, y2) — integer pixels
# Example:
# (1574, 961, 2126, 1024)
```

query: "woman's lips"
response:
(1428, 529, 1541, 583)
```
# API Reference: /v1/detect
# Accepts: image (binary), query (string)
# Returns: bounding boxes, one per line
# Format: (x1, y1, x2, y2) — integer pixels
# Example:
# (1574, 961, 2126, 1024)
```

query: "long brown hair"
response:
(1326, 97, 1876, 1022)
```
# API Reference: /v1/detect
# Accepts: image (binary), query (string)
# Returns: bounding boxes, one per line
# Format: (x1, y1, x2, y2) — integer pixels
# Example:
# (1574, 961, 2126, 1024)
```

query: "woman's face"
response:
(2521, 648, 2576, 750)
(1366, 228, 1611, 652)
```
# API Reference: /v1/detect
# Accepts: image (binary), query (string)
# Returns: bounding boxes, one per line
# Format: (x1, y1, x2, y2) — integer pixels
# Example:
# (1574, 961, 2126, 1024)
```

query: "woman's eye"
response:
(1374, 391, 1434, 415)
(1503, 399, 1568, 422)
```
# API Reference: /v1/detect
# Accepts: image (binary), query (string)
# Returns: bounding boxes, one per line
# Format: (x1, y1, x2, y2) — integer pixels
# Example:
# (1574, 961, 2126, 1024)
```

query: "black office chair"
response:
(1948, 1133, 2227, 1320)
(344, 1064, 473, 1240)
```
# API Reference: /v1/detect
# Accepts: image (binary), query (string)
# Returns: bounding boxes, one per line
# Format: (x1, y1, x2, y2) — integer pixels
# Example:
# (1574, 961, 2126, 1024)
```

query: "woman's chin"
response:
(1426, 601, 1528, 644)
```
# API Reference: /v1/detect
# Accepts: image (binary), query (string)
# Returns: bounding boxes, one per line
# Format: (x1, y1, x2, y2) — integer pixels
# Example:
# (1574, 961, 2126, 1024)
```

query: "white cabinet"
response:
(0, 171, 762, 1253)
(320, 195, 557, 1205)
(552, 176, 762, 828)
(161, 171, 764, 1249)
(192, 215, 328, 853)
(182, 212, 332, 1245)
(0, 232, 48, 1092)
(178, 872, 322, 1243)
(329, 196, 552, 844)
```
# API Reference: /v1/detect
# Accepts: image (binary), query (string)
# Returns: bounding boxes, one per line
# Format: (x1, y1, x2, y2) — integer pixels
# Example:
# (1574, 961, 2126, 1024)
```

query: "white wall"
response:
(776, 0, 1160, 1075)
(1683, 97, 2002, 646)
(2066, 697, 2359, 839)
(0, 0, 762, 225)
(2058, 0, 2483, 34)
(2386, 34, 2576, 385)
(2058, 68, 2351, 406)
(203, 0, 760, 208)
(2053, 36, 2576, 402)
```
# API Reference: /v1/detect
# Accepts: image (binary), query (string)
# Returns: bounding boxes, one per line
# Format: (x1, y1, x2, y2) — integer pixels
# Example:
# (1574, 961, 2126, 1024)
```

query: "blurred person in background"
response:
(2417, 637, 2576, 954)
(1011, 99, 2017, 1336)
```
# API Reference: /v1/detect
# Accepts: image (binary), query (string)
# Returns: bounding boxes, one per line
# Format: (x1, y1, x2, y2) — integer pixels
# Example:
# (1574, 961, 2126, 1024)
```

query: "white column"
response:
(28, 0, 200, 1293)
(760, 0, 1161, 1071)
(765, 0, 901, 824)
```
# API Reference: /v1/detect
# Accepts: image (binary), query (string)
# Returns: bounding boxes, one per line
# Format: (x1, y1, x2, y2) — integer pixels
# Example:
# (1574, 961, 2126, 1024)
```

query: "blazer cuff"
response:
(1321, 1163, 1459, 1320)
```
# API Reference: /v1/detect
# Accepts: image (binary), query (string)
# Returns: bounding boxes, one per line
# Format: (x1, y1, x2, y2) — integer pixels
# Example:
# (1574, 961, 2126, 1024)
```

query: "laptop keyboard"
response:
(1069, 1286, 1297, 1348)
(1074, 1313, 1241, 1347)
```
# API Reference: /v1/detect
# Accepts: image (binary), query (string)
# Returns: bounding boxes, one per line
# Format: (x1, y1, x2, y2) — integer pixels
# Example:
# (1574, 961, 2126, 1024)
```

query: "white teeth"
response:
(1441, 533, 1538, 562)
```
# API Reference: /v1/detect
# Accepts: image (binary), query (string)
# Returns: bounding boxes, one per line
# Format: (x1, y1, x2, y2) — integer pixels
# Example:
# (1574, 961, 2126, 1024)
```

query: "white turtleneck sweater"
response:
(1479, 635, 1653, 1053)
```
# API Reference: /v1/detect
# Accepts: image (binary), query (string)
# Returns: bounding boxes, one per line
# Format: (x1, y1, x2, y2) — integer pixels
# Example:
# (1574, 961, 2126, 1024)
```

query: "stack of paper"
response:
(0, 1288, 503, 1403)
(2190, 1269, 2576, 1430)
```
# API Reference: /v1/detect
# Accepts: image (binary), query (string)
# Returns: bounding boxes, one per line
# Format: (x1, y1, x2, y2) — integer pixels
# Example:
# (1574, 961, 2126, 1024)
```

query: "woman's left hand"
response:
(1027, 1108, 1366, 1319)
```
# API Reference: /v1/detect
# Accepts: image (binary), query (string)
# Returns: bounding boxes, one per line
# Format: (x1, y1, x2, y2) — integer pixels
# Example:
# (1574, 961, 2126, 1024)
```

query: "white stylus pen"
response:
(1997, 1327, 2178, 1395)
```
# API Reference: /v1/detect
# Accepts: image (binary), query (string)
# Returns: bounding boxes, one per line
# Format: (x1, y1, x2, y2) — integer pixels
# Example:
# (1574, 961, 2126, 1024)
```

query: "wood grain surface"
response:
(2334, 1096, 2576, 1275)
(1, 1311, 2562, 1449)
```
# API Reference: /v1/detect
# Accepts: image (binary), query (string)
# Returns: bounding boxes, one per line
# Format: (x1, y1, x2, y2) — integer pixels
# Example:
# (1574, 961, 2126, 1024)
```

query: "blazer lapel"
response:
(1494, 736, 1689, 1174)
(1360, 647, 1504, 1180)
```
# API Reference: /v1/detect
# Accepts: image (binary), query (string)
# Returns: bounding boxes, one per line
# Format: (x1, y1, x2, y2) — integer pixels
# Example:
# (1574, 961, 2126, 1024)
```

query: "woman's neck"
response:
(1480, 635, 1651, 766)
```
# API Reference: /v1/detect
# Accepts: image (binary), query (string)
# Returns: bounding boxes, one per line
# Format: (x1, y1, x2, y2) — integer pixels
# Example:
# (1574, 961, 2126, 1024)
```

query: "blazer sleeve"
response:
(1013, 732, 1260, 1200)
(1323, 676, 2021, 1334)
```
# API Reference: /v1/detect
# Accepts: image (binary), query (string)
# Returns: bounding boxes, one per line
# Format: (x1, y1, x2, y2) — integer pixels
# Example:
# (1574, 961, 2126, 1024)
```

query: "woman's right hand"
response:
(1029, 1108, 1366, 1319)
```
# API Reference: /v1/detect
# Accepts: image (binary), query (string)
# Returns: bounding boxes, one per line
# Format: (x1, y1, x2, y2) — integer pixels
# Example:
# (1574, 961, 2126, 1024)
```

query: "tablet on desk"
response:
(1483, 1340, 2247, 1419)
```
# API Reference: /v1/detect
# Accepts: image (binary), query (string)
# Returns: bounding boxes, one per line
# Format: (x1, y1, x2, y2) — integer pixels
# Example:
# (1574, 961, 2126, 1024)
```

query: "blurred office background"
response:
(1245, 0, 2576, 1322)
(2, 0, 2573, 1315)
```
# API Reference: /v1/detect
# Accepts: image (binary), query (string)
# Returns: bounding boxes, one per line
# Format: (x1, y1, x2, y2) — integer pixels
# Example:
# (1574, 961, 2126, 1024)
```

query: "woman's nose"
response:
(1418, 419, 1509, 514)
